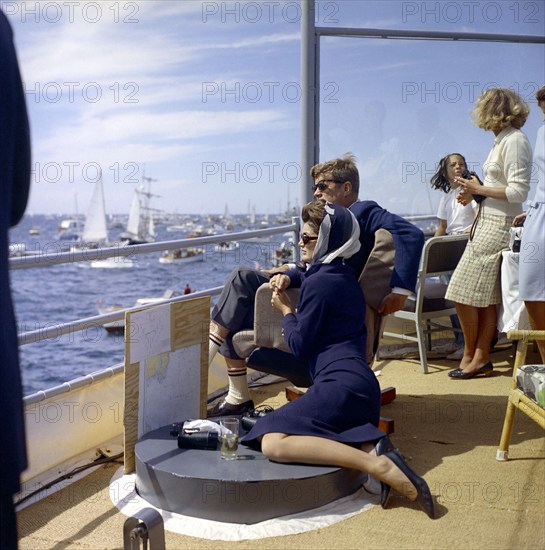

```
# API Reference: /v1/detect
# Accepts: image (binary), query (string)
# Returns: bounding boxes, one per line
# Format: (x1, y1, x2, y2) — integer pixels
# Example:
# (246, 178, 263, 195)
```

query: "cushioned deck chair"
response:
(496, 329, 545, 461)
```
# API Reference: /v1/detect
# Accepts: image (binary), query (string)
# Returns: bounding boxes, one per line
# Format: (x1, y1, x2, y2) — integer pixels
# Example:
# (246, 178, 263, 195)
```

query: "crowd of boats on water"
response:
(10, 175, 438, 336)
(9, 176, 306, 334)
(10, 175, 301, 265)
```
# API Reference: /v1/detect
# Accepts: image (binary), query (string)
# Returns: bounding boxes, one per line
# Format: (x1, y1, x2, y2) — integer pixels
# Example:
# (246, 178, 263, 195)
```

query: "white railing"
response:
(14, 221, 299, 343)
(15, 220, 299, 405)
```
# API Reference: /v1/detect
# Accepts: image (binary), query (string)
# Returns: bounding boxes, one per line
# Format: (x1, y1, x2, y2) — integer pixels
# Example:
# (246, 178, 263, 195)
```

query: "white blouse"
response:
(482, 126, 532, 217)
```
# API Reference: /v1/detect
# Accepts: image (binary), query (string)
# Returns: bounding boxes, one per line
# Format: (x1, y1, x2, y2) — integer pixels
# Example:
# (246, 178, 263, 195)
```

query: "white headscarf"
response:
(312, 202, 361, 265)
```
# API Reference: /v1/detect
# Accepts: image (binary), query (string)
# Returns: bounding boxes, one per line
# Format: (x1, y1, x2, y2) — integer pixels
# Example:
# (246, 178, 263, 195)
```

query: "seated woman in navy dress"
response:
(242, 200, 435, 519)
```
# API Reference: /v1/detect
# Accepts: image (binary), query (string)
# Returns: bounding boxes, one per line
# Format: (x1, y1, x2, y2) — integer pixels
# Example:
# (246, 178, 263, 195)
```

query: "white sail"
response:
(148, 214, 156, 240)
(125, 190, 141, 238)
(82, 175, 108, 244)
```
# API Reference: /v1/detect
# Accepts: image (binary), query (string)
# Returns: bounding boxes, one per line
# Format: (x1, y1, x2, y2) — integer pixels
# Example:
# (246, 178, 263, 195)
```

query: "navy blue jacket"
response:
(1, 10, 31, 496)
(287, 200, 424, 294)
(347, 200, 424, 293)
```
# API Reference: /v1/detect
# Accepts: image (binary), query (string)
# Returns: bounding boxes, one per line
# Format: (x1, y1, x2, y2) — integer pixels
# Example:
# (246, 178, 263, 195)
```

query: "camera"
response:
(461, 169, 485, 204)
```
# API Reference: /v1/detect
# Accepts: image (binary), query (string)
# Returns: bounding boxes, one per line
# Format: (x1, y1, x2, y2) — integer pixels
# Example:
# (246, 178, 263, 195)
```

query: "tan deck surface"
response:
(17, 344, 545, 550)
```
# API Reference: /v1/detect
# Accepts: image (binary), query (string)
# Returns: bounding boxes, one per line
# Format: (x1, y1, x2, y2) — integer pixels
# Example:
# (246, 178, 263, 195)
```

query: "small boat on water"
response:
(70, 174, 134, 269)
(272, 239, 296, 267)
(213, 240, 239, 252)
(28, 226, 41, 236)
(56, 218, 81, 241)
(8, 243, 28, 257)
(97, 289, 179, 332)
(158, 247, 204, 264)
(90, 256, 135, 269)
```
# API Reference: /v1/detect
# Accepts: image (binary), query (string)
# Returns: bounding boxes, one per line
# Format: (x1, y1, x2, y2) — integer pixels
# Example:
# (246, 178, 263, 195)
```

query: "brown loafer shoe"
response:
(206, 399, 254, 418)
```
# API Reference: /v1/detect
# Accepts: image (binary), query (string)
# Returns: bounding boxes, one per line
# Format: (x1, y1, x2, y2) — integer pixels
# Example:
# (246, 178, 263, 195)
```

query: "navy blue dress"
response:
(242, 259, 383, 445)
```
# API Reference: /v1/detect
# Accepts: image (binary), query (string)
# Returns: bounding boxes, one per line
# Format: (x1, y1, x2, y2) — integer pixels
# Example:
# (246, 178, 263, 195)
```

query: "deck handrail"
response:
(10, 223, 298, 270)
(14, 215, 437, 348)
(15, 222, 299, 348)
(17, 286, 225, 346)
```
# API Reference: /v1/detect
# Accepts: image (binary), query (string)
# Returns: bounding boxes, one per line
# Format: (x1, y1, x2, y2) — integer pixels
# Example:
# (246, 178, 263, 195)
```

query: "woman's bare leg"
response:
(261, 433, 418, 500)
(463, 305, 497, 372)
(454, 303, 479, 369)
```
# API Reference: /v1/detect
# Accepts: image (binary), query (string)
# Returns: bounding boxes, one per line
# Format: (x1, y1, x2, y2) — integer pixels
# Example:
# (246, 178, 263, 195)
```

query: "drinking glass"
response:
(219, 417, 239, 460)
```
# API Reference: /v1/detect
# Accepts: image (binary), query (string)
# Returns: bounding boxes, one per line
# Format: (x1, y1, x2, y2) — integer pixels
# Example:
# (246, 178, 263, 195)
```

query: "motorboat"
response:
(158, 247, 204, 264)
(97, 289, 179, 333)
(212, 240, 239, 252)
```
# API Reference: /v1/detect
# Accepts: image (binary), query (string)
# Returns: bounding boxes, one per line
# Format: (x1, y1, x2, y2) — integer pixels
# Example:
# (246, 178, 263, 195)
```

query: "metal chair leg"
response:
(123, 507, 165, 550)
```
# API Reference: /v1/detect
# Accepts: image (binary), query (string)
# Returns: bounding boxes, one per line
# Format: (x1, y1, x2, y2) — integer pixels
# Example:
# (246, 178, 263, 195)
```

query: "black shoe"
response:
(448, 362, 493, 379)
(385, 449, 435, 519)
(206, 399, 254, 418)
(375, 436, 397, 508)
(380, 481, 392, 509)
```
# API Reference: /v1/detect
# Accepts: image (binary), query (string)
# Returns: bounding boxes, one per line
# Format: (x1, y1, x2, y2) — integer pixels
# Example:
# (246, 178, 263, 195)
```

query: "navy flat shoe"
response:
(449, 362, 493, 379)
(384, 449, 435, 519)
(375, 436, 397, 508)
(380, 482, 392, 509)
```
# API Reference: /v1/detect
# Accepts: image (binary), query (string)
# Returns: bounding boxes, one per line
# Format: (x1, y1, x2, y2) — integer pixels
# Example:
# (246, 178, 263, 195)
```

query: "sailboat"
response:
(76, 173, 134, 268)
(81, 174, 108, 247)
(120, 176, 158, 245)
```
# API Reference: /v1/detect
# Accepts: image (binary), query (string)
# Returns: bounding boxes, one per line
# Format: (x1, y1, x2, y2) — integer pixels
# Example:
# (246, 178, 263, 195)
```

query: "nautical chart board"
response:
(123, 296, 210, 473)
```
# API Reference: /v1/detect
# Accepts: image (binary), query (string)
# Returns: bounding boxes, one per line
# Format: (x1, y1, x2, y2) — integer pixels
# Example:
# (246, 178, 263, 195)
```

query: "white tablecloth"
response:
(498, 250, 530, 333)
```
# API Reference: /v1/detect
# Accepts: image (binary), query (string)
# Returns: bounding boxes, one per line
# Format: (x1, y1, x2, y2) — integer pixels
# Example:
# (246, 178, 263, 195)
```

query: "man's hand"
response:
(378, 292, 408, 315)
(269, 274, 290, 291)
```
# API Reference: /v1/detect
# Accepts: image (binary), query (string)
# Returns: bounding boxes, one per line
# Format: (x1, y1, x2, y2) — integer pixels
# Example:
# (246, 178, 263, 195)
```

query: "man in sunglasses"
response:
(207, 153, 424, 417)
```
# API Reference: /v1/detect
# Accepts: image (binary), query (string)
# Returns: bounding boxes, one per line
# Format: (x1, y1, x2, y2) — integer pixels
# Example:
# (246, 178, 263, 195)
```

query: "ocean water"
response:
(9, 214, 283, 396)
(10, 213, 434, 396)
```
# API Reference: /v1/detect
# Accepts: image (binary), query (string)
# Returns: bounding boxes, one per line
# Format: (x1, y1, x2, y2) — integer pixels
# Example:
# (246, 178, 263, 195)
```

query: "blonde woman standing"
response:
(446, 88, 532, 379)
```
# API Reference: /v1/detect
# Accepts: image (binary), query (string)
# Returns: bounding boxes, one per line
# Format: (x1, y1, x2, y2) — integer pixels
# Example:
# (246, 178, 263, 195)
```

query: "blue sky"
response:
(5, 0, 545, 216)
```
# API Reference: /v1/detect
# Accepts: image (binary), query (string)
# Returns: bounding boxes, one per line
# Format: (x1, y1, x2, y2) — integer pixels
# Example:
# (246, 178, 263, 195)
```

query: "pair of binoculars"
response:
(170, 423, 219, 450)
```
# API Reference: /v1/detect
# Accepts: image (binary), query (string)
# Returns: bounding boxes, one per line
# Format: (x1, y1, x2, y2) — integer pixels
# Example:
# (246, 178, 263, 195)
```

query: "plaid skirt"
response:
(445, 211, 513, 307)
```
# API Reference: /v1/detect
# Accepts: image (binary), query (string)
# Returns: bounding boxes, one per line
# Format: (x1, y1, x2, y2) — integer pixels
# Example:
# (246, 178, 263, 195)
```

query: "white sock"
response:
(209, 334, 224, 366)
(225, 365, 251, 405)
